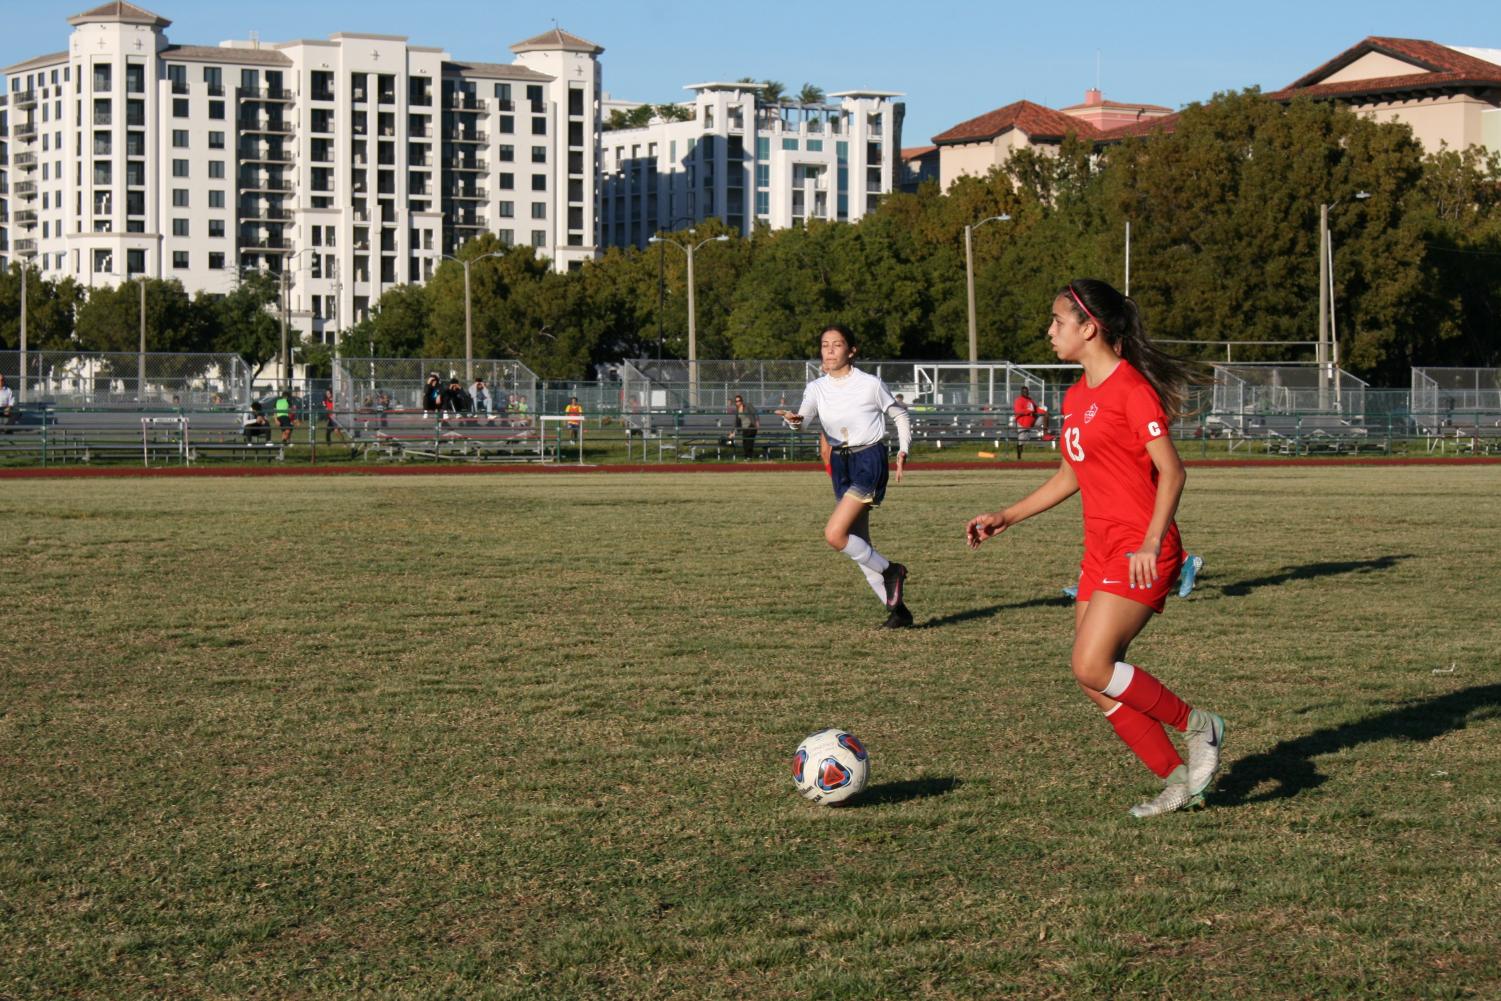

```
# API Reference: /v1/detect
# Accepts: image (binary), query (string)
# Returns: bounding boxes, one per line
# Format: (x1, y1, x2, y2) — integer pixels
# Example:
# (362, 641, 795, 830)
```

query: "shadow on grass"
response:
(1215, 683, 1501, 806)
(1212, 554, 1413, 598)
(920, 596, 1073, 628)
(851, 776, 962, 808)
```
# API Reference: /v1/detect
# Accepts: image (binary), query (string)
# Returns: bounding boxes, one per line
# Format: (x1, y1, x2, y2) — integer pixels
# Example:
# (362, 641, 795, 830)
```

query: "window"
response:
(498, 201, 514, 218)
(499, 229, 514, 246)
(531, 174, 546, 192)
(172, 158, 189, 177)
(532, 145, 546, 163)
(126, 161, 145, 186)
(93, 132, 111, 154)
(208, 219, 225, 238)
(499, 145, 514, 162)
(93, 249, 113, 273)
(172, 218, 189, 236)
(208, 160, 224, 179)
(203, 66, 222, 92)
(209, 190, 225, 208)
(172, 129, 189, 148)
(499, 115, 514, 134)
(127, 249, 145, 275)
(532, 116, 546, 135)
(93, 160, 111, 184)
(208, 131, 224, 149)
(531, 203, 546, 219)
(172, 188, 189, 207)
(126, 131, 145, 155)
(173, 251, 189, 269)
(494, 83, 511, 104)
(783, 138, 799, 150)
(93, 98, 111, 125)
(208, 100, 224, 120)
(92, 64, 111, 93)
(568, 88, 584, 116)
(173, 98, 189, 117)
(165, 64, 184, 91)
(209, 252, 225, 270)
(499, 173, 514, 190)
(527, 85, 543, 111)
(531, 230, 546, 248)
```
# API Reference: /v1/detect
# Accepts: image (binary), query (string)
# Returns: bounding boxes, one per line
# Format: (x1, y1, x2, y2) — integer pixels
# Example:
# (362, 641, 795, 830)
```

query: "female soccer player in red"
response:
(965, 279, 1225, 817)
(780, 325, 914, 628)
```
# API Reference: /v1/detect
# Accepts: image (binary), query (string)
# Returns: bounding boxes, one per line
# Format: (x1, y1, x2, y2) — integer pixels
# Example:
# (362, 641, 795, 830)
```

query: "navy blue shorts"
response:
(830, 444, 888, 506)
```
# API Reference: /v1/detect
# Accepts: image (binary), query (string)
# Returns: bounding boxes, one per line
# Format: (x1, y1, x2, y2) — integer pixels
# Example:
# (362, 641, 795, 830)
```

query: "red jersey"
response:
(1059, 361, 1173, 532)
(1013, 395, 1038, 428)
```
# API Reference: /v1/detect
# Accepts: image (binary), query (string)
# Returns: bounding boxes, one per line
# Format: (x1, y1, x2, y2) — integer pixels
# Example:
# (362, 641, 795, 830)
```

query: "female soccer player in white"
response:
(780, 325, 915, 628)
(965, 279, 1225, 817)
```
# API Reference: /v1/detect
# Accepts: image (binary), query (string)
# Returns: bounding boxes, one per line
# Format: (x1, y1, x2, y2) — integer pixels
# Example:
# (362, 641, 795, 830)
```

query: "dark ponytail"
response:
(1062, 278, 1196, 419)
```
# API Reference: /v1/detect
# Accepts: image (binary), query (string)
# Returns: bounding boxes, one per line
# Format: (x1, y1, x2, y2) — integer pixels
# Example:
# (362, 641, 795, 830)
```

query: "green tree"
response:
(74, 278, 206, 354)
(0, 265, 82, 351)
(210, 271, 281, 379)
(797, 83, 824, 105)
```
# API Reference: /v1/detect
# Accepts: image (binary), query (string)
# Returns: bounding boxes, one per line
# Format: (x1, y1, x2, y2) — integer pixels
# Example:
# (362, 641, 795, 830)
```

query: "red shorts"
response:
(1075, 520, 1183, 614)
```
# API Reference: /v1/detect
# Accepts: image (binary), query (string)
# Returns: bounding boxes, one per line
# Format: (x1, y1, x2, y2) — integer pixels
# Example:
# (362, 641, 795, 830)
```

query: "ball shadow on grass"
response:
(847, 776, 962, 808)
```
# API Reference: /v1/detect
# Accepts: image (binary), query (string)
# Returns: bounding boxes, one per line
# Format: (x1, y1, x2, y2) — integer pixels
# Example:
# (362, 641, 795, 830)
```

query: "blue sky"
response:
(5, 0, 1496, 146)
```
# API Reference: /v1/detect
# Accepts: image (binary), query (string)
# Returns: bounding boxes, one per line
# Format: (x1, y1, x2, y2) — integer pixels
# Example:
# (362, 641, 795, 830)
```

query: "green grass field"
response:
(2, 466, 1498, 999)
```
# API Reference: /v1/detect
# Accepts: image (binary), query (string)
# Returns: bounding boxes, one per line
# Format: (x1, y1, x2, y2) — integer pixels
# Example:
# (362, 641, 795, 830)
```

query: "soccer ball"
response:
(791, 728, 870, 805)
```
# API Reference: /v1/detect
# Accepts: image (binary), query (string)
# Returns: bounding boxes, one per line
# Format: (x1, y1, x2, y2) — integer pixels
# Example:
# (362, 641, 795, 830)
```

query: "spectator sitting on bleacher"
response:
(1013, 386, 1049, 434)
(243, 401, 271, 443)
(442, 378, 473, 418)
(471, 378, 495, 421)
(422, 373, 443, 419)
(0, 374, 16, 426)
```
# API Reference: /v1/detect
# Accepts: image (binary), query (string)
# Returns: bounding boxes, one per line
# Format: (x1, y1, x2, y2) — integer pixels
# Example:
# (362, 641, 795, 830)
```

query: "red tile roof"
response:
(68, 2, 170, 28)
(1267, 37, 1501, 102)
(932, 100, 1100, 146)
(509, 28, 604, 55)
(901, 145, 937, 160)
(1095, 112, 1181, 142)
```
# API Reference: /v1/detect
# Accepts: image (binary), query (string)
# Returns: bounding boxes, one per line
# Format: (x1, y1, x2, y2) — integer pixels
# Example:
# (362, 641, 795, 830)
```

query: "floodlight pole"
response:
(439, 250, 505, 384)
(137, 278, 147, 402)
(650, 232, 728, 407)
(1317, 203, 1330, 411)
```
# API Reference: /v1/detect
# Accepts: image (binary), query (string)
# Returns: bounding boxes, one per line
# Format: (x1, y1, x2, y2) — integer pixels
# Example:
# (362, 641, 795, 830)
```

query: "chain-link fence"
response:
(1411, 368, 1501, 430)
(0, 350, 252, 407)
(1211, 363, 1368, 425)
(331, 357, 539, 416)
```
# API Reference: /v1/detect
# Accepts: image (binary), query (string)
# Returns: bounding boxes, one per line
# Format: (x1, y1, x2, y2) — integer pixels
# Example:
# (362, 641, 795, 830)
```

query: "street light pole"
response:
(437, 251, 504, 383)
(18, 266, 27, 404)
(964, 213, 1010, 405)
(1124, 220, 1132, 296)
(137, 278, 147, 401)
(649, 232, 729, 407)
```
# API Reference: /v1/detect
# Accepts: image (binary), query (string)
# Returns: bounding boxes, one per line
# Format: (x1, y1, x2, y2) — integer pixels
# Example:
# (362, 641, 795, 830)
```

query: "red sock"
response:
(1105, 704, 1183, 778)
(1105, 662, 1192, 732)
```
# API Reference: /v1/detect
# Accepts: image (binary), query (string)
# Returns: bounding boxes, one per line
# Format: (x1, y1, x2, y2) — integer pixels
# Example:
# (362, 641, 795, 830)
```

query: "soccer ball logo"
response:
(791, 728, 871, 805)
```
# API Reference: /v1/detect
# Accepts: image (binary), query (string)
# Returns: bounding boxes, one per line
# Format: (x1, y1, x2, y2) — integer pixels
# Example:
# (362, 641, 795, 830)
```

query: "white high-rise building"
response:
(598, 82, 904, 248)
(0, 2, 602, 343)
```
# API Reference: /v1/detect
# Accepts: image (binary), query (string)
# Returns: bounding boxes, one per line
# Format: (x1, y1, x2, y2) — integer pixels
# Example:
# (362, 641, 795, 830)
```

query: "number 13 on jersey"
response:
(1063, 426, 1085, 461)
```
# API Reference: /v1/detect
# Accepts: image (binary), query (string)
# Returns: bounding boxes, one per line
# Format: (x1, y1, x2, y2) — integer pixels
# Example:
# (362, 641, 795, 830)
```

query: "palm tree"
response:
(797, 83, 824, 105)
(760, 80, 785, 104)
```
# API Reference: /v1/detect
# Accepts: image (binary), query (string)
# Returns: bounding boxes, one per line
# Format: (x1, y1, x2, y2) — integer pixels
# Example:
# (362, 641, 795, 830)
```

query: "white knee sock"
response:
(857, 563, 888, 602)
(841, 536, 890, 574)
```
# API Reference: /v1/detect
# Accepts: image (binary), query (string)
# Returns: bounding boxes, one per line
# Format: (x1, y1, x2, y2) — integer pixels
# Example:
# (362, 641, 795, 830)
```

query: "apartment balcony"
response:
(238, 176, 296, 192)
(208, 83, 225, 97)
(245, 238, 294, 252)
(242, 206, 294, 221)
(240, 118, 295, 135)
(446, 130, 488, 144)
(15, 209, 38, 226)
(15, 91, 36, 110)
(171, 80, 188, 95)
(450, 217, 488, 230)
(14, 180, 36, 198)
(14, 238, 37, 255)
(238, 87, 294, 102)
(14, 123, 37, 142)
(445, 94, 489, 112)
(410, 125, 432, 139)
(239, 148, 296, 164)
(451, 159, 488, 172)
(14, 151, 37, 170)
(449, 189, 488, 201)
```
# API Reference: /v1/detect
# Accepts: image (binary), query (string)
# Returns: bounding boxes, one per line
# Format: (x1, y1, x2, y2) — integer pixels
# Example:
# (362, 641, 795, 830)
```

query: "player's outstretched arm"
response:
(966, 460, 1079, 549)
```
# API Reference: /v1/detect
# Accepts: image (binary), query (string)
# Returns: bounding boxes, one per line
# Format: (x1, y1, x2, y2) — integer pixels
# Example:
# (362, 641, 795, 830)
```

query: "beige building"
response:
(931, 91, 1171, 190)
(1267, 37, 1501, 156)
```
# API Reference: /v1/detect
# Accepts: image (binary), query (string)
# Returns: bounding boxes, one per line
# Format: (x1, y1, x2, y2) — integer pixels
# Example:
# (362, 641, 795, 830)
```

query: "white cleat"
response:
(1130, 766, 1202, 818)
(1184, 709, 1226, 796)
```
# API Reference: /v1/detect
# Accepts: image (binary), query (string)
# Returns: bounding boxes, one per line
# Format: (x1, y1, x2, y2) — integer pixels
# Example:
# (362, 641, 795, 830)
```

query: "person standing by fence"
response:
(730, 395, 759, 460)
